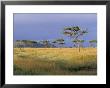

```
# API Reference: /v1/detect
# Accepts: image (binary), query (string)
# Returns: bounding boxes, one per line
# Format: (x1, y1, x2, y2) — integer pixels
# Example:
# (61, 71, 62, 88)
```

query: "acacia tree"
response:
(22, 40, 28, 47)
(22, 40, 31, 47)
(28, 40, 34, 47)
(72, 39, 84, 52)
(89, 40, 97, 47)
(80, 40, 85, 48)
(15, 40, 24, 50)
(56, 38, 65, 48)
(42, 40, 50, 48)
(52, 40, 57, 48)
(63, 26, 87, 52)
(22, 40, 37, 48)
(31, 41, 37, 48)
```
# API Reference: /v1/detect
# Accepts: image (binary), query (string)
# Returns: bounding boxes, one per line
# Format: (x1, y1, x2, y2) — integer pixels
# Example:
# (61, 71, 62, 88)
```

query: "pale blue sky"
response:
(14, 13, 97, 47)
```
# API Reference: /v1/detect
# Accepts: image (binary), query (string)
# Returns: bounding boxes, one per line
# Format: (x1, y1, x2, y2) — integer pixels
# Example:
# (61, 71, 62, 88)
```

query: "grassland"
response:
(14, 48, 97, 75)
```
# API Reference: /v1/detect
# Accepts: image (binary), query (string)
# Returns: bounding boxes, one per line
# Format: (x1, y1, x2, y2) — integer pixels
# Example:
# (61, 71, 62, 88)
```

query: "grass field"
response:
(14, 48, 97, 75)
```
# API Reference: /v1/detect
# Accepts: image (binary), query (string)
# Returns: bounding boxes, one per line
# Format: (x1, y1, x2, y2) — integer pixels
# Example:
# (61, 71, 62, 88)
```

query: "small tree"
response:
(80, 40, 84, 48)
(22, 40, 28, 47)
(42, 40, 50, 48)
(89, 40, 97, 47)
(15, 40, 24, 50)
(31, 41, 37, 48)
(72, 39, 84, 52)
(52, 40, 57, 48)
(55, 38, 65, 48)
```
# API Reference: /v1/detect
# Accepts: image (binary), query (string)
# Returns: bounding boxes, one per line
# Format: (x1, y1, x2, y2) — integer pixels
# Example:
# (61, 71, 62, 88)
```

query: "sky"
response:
(14, 13, 97, 47)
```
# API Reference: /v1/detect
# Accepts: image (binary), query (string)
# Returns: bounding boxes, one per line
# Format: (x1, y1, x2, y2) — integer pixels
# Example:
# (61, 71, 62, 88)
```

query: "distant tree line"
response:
(14, 40, 55, 48)
(14, 26, 97, 51)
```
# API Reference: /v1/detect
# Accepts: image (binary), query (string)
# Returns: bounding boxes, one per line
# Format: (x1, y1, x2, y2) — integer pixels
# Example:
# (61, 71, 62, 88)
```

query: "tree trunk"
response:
(78, 43, 80, 52)
(79, 46, 80, 52)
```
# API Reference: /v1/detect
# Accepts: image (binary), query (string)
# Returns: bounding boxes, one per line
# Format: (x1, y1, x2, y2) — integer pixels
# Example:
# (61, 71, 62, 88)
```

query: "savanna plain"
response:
(14, 48, 97, 75)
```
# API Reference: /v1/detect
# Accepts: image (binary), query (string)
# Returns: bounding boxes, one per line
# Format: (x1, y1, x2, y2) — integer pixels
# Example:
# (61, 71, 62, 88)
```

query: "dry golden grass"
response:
(14, 48, 97, 75)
